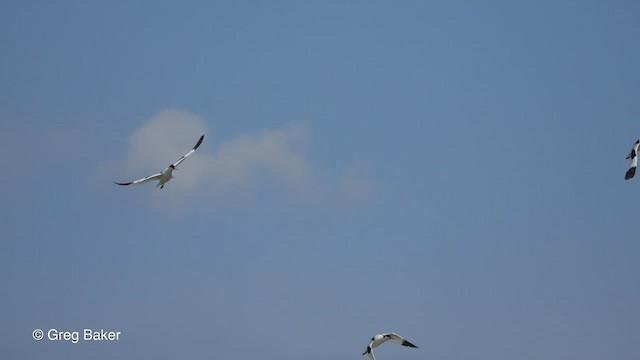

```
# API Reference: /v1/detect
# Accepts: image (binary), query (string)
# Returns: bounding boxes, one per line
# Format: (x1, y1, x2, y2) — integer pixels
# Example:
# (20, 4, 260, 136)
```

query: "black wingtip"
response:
(625, 167, 636, 180)
(402, 340, 418, 348)
(193, 134, 204, 150)
(113, 181, 132, 186)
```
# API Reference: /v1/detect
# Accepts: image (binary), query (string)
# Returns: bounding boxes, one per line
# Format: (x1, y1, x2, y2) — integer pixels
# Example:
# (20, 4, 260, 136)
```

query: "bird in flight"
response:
(625, 139, 639, 180)
(114, 134, 204, 189)
(362, 332, 418, 360)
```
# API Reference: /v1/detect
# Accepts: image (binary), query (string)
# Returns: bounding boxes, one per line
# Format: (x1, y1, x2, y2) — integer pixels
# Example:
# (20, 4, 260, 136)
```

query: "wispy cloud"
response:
(203, 124, 318, 196)
(105, 109, 372, 206)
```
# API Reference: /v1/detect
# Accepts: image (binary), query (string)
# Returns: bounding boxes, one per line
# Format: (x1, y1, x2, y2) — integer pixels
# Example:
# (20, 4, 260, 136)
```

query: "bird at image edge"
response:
(625, 139, 639, 180)
(362, 333, 418, 360)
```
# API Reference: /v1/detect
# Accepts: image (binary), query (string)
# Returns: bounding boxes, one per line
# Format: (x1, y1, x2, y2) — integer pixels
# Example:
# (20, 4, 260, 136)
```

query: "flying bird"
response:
(626, 139, 639, 180)
(362, 333, 418, 360)
(114, 134, 204, 189)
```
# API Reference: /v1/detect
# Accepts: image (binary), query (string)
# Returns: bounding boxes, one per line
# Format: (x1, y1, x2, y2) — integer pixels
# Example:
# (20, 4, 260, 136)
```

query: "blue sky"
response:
(1, 1, 640, 359)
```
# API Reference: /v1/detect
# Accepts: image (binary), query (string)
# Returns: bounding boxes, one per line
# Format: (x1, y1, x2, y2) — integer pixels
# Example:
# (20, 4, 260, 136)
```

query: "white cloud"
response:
(107, 108, 371, 205)
(125, 109, 208, 175)
(204, 124, 317, 196)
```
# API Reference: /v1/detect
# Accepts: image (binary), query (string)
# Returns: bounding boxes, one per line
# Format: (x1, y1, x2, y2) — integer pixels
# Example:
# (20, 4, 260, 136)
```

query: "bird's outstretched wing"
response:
(173, 134, 204, 168)
(114, 172, 163, 186)
(366, 349, 375, 360)
(385, 333, 418, 348)
(362, 345, 375, 360)
(626, 146, 638, 180)
(627, 140, 640, 159)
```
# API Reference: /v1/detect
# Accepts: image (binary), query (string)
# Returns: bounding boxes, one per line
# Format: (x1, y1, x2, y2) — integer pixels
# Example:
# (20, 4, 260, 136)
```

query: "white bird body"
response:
(115, 134, 204, 189)
(625, 140, 639, 180)
(154, 166, 175, 188)
(362, 333, 417, 360)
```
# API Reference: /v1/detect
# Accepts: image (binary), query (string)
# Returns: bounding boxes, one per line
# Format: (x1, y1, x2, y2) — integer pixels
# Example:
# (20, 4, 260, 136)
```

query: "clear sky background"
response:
(1, 1, 640, 359)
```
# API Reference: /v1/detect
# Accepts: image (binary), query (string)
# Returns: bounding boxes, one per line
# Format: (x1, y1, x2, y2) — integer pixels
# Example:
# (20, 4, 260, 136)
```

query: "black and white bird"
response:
(362, 333, 418, 360)
(114, 134, 204, 189)
(625, 139, 639, 180)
